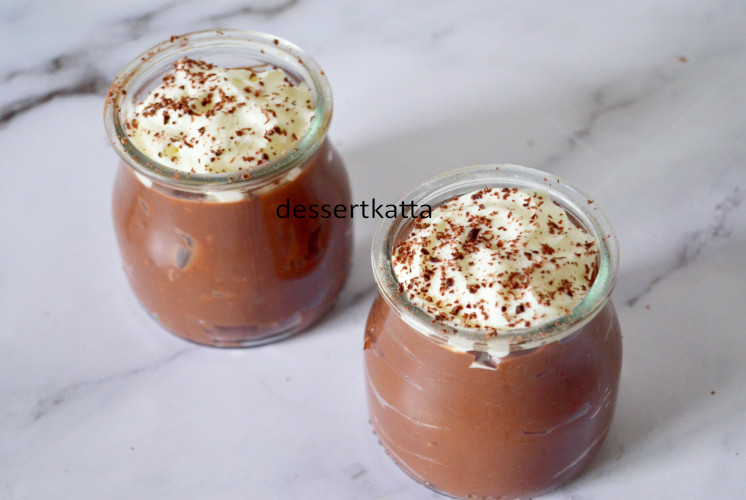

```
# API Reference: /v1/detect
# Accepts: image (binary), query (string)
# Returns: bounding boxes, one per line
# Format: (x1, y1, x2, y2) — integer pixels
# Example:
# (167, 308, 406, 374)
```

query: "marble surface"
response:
(1, 1, 745, 498)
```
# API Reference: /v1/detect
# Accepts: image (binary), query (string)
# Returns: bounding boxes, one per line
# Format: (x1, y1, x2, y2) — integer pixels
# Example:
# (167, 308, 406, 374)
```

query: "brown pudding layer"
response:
(113, 140, 351, 346)
(364, 296, 622, 498)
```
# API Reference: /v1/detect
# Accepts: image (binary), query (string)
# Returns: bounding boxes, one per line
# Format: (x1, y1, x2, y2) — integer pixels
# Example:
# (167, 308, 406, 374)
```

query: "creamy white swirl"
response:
(127, 58, 313, 174)
(392, 187, 598, 332)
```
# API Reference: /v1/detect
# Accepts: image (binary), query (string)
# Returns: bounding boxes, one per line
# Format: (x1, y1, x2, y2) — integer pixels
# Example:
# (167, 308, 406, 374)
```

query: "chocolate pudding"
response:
(105, 30, 352, 346)
(364, 165, 622, 498)
(113, 140, 350, 346)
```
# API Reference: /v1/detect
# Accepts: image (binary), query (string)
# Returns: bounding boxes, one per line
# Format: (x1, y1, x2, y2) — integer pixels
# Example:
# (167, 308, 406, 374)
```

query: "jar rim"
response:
(370, 164, 620, 355)
(103, 29, 332, 192)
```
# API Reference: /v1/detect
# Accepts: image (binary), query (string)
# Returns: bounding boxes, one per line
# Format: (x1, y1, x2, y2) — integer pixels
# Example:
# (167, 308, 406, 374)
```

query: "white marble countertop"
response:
(1, 1, 744, 498)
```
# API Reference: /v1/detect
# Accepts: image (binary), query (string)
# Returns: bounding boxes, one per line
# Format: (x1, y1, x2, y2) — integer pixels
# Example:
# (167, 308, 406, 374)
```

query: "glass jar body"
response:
(365, 164, 622, 498)
(113, 140, 351, 346)
(105, 30, 352, 346)
(364, 294, 622, 498)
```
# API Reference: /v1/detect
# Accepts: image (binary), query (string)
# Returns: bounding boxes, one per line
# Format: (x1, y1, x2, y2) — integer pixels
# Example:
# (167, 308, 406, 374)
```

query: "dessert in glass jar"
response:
(364, 164, 621, 498)
(104, 30, 352, 347)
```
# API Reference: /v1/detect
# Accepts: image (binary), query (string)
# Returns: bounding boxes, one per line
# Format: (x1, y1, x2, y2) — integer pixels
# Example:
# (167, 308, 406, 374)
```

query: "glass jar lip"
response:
(371, 164, 620, 354)
(103, 29, 332, 192)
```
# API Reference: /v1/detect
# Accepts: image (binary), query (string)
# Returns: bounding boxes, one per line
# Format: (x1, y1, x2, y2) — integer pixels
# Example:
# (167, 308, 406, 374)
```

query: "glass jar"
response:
(364, 165, 622, 498)
(104, 30, 352, 347)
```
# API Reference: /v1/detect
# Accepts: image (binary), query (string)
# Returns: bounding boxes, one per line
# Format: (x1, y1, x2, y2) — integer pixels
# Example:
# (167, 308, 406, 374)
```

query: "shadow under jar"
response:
(364, 165, 622, 499)
(104, 30, 352, 347)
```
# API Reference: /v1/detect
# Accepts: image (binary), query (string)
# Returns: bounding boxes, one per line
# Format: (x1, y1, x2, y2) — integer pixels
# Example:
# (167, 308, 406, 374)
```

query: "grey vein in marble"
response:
(0, 69, 108, 127)
(26, 347, 193, 424)
(0, 41, 114, 127)
(569, 90, 638, 145)
(0, 0, 303, 129)
(207, 0, 299, 21)
(627, 187, 743, 306)
(116, 0, 181, 39)
(543, 70, 676, 170)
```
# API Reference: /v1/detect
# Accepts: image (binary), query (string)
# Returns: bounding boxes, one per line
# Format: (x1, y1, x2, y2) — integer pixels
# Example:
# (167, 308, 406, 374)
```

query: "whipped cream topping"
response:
(127, 58, 313, 174)
(392, 187, 598, 333)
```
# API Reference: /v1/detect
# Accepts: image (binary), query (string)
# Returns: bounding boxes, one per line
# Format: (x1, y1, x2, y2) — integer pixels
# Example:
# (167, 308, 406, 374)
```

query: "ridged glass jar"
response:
(364, 164, 621, 498)
(104, 30, 352, 347)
